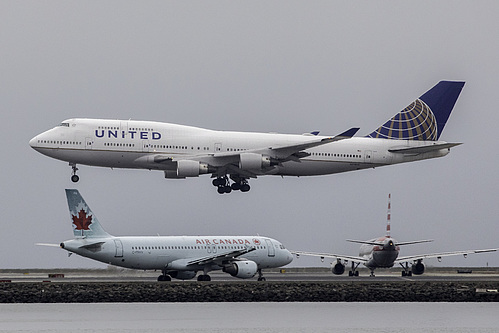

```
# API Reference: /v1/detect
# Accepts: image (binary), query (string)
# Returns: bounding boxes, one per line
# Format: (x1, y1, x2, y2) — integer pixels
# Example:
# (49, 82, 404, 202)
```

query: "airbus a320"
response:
(38, 189, 293, 281)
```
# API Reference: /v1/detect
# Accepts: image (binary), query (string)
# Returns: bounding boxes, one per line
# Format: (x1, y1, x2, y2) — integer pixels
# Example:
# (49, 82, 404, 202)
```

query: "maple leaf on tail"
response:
(72, 209, 92, 230)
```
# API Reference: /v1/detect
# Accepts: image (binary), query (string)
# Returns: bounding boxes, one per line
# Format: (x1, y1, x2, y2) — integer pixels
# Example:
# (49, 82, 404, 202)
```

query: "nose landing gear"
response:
(70, 163, 79, 183)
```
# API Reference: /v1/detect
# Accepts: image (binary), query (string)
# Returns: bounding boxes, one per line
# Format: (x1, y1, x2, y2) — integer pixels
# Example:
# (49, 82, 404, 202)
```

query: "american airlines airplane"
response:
(293, 194, 497, 277)
(30, 81, 464, 194)
(40, 189, 293, 281)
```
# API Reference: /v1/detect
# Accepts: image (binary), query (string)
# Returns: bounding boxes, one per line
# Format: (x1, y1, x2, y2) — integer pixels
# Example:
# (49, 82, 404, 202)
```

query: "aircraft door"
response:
(265, 239, 275, 257)
(364, 150, 372, 163)
(114, 239, 123, 257)
(142, 140, 149, 152)
(85, 137, 93, 150)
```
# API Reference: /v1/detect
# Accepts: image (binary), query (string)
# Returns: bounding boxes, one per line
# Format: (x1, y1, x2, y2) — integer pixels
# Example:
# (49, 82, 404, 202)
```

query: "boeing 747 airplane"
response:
(293, 194, 497, 277)
(30, 81, 464, 194)
(39, 189, 293, 281)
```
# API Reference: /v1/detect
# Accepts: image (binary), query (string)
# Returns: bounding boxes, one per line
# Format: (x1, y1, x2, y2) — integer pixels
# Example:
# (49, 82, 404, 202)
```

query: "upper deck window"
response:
(59, 123, 70, 127)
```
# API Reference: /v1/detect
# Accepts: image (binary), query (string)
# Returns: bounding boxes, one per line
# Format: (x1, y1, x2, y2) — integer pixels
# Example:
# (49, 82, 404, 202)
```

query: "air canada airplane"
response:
(293, 194, 497, 277)
(39, 189, 293, 281)
(30, 81, 464, 194)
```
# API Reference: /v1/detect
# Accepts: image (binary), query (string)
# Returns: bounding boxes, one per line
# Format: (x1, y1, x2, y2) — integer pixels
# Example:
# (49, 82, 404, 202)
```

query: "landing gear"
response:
(400, 262, 413, 277)
(348, 261, 360, 277)
(70, 163, 79, 183)
(257, 269, 266, 281)
(212, 175, 251, 194)
(157, 273, 172, 281)
(369, 270, 375, 277)
(197, 274, 211, 281)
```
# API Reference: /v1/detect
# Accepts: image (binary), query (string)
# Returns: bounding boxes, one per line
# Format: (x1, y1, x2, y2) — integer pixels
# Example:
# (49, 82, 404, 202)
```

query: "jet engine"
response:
(239, 153, 272, 170)
(411, 260, 425, 275)
(169, 271, 197, 280)
(332, 262, 346, 275)
(223, 260, 258, 279)
(164, 160, 210, 178)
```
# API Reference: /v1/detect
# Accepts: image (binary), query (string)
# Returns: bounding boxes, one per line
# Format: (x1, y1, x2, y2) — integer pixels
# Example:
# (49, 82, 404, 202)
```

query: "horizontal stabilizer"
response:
(388, 142, 462, 154)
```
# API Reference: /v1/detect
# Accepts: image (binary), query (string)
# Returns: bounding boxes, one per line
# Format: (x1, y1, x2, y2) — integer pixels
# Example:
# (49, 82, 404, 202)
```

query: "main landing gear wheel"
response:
(70, 163, 79, 182)
(197, 274, 211, 281)
(157, 274, 171, 281)
(212, 176, 251, 194)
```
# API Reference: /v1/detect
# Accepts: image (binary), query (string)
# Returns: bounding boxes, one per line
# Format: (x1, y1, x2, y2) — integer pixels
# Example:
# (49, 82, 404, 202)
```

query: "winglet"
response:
(337, 127, 360, 138)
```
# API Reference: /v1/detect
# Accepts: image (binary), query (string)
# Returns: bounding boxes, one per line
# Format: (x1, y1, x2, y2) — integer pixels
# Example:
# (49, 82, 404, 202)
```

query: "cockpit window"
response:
(59, 123, 70, 127)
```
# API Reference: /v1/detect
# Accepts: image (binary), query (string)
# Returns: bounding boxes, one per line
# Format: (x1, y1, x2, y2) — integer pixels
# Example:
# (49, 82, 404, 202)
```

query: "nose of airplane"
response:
(283, 250, 293, 265)
(29, 135, 38, 148)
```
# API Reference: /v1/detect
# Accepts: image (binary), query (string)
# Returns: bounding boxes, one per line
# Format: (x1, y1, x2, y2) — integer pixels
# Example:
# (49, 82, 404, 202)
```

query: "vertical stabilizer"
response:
(367, 81, 465, 140)
(65, 189, 110, 238)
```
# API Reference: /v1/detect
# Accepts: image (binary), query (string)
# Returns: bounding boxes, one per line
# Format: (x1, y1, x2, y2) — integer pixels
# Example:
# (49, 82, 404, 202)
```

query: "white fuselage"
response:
(30, 118, 451, 177)
(359, 237, 400, 269)
(62, 235, 292, 271)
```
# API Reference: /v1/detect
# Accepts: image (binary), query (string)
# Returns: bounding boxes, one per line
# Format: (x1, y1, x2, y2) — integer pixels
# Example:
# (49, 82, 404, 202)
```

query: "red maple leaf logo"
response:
(72, 209, 92, 230)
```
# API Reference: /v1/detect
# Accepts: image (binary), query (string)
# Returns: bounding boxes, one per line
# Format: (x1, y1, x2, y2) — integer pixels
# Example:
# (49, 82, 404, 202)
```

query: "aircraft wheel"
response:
(224, 186, 232, 194)
(408, 271, 412, 277)
(217, 186, 226, 194)
(212, 178, 224, 187)
(240, 184, 250, 192)
(71, 175, 80, 183)
(231, 183, 241, 191)
(158, 275, 171, 282)
(354, 271, 359, 277)
(402, 271, 406, 277)
(348, 271, 353, 276)
(257, 277, 266, 281)
(197, 274, 211, 281)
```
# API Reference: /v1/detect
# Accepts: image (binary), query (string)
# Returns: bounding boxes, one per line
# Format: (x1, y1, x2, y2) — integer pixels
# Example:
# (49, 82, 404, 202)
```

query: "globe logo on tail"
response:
(368, 99, 438, 141)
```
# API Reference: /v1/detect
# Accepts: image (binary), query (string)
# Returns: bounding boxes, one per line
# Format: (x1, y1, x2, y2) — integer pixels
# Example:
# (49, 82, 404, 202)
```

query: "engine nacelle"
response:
(239, 153, 272, 170)
(164, 160, 210, 178)
(411, 261, 425, 275)
(223, 260, 258, 279)
(332, 262, 345, 275)
(169, 271, 197, 280)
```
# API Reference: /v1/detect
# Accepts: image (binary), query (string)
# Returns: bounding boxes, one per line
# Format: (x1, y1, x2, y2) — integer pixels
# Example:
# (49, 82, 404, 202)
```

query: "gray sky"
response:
(1, 1, 498, 269)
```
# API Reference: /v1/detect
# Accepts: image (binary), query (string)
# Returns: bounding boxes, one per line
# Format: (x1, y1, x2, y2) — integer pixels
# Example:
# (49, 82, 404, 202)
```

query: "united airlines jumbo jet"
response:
(30, 81, 464, 194)
(39, 189, 293, 281)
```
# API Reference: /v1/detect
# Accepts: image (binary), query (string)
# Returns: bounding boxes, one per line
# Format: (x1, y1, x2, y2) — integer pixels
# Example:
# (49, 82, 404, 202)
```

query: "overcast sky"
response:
(1, 1, 498, 269)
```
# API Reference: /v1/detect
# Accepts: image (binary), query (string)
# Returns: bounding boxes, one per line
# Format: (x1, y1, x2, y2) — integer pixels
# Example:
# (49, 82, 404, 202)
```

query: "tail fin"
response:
(65, 189, 110, 238)
(367, 81, 465, 140)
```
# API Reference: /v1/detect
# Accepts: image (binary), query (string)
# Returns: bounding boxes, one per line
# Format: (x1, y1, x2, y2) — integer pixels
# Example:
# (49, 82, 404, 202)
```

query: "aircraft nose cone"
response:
(29, 136, 38, 148)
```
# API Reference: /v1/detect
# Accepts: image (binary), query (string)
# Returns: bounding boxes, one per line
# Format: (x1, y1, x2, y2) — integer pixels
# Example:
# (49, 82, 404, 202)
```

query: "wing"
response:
(395, 248, 497, 264)
(148, 127, 360, 177)
(181, 246, 256, 267)
(291, 250, 367, 264)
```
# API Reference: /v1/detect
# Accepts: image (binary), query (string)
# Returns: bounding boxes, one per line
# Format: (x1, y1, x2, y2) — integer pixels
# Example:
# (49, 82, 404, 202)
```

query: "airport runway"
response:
(2, 267, 499, 283)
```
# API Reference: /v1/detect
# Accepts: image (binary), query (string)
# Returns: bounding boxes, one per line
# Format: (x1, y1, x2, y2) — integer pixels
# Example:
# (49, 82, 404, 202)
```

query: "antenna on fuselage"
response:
(386, 193, 391, 238)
